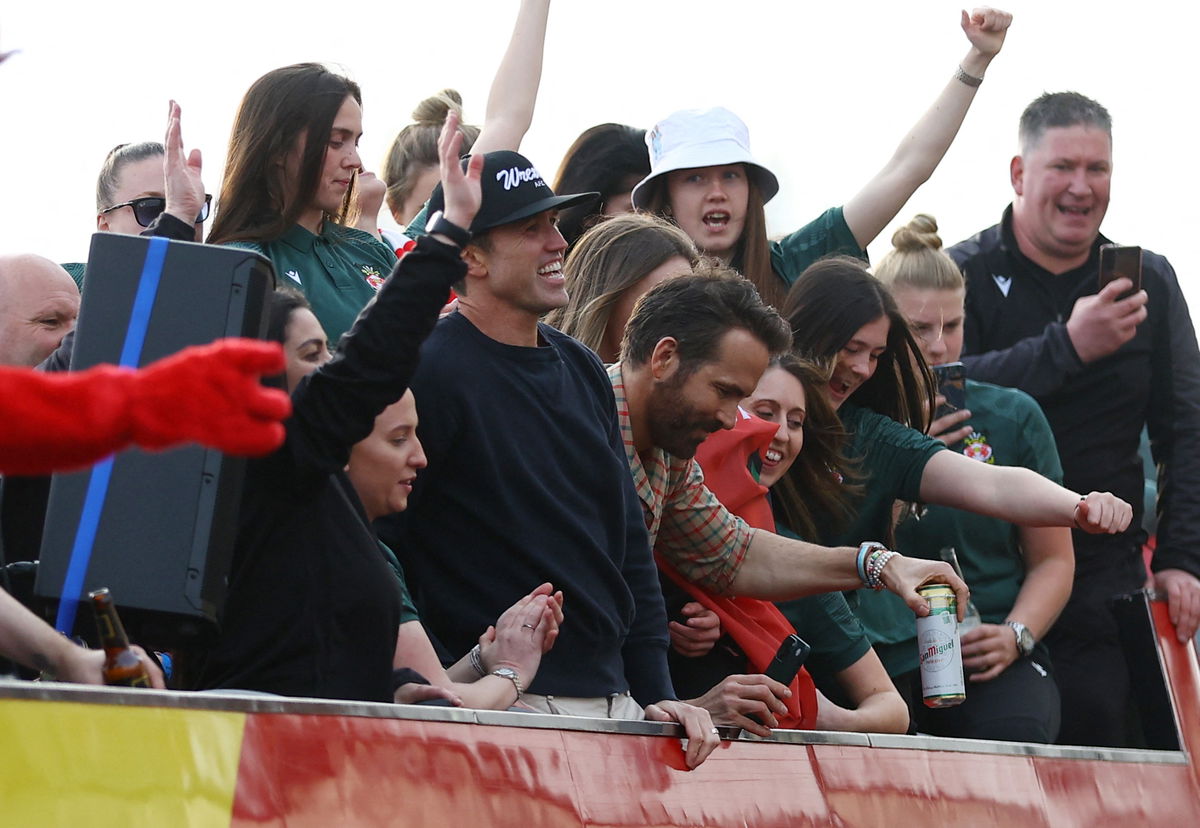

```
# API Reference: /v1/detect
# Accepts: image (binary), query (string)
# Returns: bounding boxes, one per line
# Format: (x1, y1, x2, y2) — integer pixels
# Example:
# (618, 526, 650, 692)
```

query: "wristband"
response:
(857, 542, 887, 588)
(427, 211, 472, 248)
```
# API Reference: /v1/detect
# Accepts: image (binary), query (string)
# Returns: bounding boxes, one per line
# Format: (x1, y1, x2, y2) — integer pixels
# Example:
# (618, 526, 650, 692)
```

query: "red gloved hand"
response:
(127, 339, 291, 456)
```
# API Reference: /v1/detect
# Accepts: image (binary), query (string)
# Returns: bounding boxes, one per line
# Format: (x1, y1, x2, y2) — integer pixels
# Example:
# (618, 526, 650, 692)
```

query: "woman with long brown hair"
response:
(208, 63, 395, 346)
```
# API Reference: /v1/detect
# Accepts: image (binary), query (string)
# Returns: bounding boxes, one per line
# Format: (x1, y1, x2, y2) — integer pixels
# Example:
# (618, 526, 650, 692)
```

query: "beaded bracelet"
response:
(865, 549, 900, 591)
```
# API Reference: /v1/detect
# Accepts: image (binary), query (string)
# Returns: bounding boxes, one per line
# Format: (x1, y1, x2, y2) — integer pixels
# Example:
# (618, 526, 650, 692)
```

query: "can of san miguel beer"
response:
(917, 584, 965, 708)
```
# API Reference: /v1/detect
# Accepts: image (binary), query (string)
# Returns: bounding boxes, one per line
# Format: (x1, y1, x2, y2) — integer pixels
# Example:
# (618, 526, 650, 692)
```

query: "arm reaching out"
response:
(919, 450, 1132, 534)
(0, 339, 290, 475)
(842, 7, 1012, 248)
(0, 588, 165, 689)
(725, 530, 971, 620)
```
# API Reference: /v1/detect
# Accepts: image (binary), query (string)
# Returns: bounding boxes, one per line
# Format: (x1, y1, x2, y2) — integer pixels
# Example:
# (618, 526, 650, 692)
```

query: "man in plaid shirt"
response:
(611, 270, 967, 612)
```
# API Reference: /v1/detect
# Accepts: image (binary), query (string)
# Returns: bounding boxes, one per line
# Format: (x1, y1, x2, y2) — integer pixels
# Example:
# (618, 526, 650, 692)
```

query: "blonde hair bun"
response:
(890, 213, 943, 253)
(412, 90, 465, 126)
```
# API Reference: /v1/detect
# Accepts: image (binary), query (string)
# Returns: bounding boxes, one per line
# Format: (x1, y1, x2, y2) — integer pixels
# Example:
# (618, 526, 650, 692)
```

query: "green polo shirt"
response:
(224, 222, 396, 346)
(809, 404, 945, 677)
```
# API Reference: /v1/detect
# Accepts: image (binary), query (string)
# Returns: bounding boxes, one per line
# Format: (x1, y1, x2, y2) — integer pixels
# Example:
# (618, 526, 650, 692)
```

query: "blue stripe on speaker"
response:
(55, 237, 170, 635)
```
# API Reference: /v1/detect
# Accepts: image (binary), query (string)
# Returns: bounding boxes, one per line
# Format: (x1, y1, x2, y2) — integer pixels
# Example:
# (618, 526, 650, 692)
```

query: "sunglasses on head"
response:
(100, 194, 213, 227)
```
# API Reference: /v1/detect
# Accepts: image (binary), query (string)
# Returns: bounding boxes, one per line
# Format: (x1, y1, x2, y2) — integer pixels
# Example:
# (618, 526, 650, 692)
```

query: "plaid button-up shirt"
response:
(608, 363, 754, 594)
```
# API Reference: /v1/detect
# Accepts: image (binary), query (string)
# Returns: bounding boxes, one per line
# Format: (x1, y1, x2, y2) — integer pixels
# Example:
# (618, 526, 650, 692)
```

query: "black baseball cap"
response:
(427, 150, 599, 235)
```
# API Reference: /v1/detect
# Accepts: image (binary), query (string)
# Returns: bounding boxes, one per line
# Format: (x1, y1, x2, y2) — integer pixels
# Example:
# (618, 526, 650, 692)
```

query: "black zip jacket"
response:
(948, 206, 1200, 578)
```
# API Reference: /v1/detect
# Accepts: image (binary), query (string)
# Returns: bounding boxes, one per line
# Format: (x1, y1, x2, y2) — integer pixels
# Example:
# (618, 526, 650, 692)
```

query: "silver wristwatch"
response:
(1006, 621, 1035, 658)
(491, 666, 523, 700)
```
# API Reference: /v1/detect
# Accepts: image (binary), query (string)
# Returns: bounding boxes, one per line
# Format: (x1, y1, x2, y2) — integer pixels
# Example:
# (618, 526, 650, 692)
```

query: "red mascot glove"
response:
(0, 339, 290, 476)
(127, 339, 290, 455)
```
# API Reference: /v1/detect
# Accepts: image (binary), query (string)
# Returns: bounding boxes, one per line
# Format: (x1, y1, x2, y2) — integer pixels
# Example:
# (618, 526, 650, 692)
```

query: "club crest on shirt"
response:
(360, 265, 384, 291)
(962, 431, 994, 464)
(285, 269, 301, 285)
(992, 273, 1013, 297)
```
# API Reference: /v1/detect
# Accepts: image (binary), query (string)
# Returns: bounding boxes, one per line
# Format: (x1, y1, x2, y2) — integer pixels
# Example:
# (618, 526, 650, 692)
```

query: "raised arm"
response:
(842, 7, 1011, 248)
(470, 0, 551, 155)
(162, 100, 206, 229)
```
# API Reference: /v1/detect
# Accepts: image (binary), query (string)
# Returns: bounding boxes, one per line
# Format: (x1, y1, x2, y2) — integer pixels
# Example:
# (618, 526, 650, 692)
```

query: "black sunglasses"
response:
(100, 194, 213, 227)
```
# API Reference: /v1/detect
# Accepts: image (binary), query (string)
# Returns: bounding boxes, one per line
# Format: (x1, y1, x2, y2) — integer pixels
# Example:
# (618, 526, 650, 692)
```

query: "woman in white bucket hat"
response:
(632, 7, 1011, 309)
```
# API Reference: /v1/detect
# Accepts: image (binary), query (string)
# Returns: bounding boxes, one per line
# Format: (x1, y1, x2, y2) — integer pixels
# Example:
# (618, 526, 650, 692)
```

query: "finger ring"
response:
(521, 623, 536, 629)
(710, 727, 720, 734)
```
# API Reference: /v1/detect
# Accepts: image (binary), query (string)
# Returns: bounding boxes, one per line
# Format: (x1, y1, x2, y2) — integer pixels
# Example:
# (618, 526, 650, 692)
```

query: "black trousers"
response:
(900, 641, 1061, 743)
(1042, 554, 1146, 748)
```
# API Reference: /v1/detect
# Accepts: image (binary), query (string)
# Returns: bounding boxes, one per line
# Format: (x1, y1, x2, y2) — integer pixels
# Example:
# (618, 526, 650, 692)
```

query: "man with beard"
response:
(609, 267, 972, 728)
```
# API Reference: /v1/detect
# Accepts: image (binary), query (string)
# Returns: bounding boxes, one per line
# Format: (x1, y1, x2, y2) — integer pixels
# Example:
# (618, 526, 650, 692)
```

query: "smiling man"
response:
(377, 150, 722, 768)
(949, 91, 1200, 748)
(614, 271, 971, 606)
(610, 270, 977, 731)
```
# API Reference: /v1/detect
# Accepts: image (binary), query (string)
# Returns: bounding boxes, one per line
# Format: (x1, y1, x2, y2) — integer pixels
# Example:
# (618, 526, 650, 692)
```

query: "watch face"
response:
(1010, 623, 1034, 656)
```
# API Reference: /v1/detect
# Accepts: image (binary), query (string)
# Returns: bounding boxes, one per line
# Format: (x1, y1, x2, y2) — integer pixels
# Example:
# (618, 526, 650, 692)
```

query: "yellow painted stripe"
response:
(0, 698, 245, 827)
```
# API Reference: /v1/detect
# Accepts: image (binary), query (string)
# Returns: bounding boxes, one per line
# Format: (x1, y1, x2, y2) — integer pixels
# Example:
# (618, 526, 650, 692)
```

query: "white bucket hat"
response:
(630, 107, 780, 210)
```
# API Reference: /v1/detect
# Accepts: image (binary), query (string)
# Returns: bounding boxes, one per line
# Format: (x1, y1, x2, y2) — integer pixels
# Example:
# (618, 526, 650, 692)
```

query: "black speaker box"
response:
(34, 233, 275, 647)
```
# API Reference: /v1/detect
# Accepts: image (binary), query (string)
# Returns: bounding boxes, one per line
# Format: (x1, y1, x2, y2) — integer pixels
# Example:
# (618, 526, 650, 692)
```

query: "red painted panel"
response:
(214, 596, 1200, 826)
(232, 714, 584, 827)
(813, 744, 1050, 826)
(560, 732, 832, 827)
(1035, 758, 1199, 827)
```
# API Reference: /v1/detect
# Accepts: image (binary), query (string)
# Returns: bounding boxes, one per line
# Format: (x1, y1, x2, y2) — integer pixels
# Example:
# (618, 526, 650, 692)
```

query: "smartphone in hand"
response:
(764, 634, 812, 685)
(1099, 244, 1142, 298)
(932, 361, 966, 421)
(746, 634, 811, 728)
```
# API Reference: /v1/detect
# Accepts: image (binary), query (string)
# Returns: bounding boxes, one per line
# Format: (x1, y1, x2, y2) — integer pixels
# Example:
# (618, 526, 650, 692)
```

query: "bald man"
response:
(0, 254, 80, 367)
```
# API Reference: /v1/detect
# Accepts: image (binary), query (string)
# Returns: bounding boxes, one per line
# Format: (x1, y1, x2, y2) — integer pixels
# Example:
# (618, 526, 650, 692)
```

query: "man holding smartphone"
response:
(948, 91, 1200, 748)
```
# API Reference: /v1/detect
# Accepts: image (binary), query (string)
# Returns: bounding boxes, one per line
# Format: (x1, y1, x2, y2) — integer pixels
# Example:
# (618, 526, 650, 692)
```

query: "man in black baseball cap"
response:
(421, 150, 598, 326)
(426, 150, 597, 236)
(379, 148, 721, 767)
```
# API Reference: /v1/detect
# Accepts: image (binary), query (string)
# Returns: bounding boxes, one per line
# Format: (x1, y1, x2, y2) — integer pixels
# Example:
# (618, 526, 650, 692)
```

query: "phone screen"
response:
(932, 362, 966, 420)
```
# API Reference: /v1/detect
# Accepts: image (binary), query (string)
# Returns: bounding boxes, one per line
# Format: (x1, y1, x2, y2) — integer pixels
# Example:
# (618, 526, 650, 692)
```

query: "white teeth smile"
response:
(537, 261, 563, 275)
(765, 449, 782, 463)
(703, 212, 730, 226)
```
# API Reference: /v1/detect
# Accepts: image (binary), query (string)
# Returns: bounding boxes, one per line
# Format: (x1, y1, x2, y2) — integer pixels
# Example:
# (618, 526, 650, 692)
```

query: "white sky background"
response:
(2, 0, 1196, 309)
